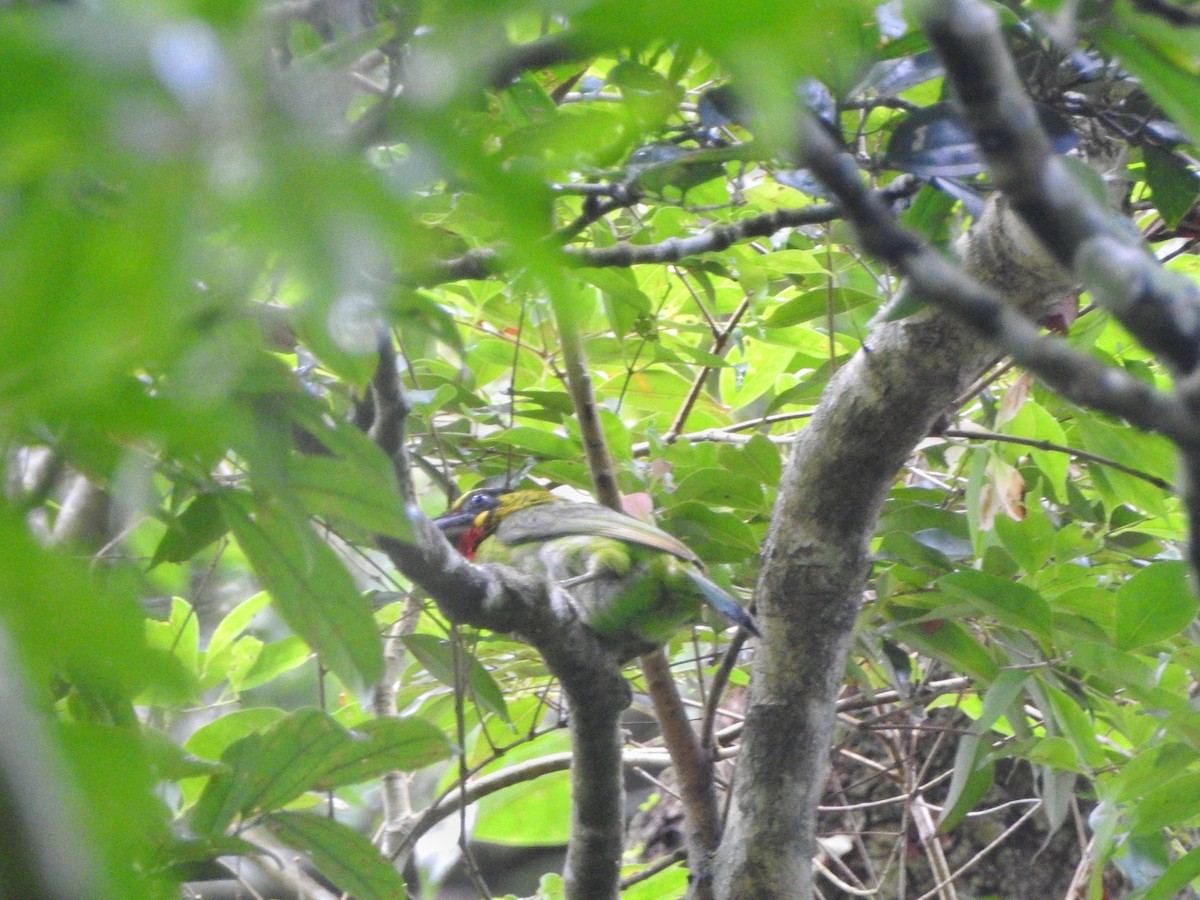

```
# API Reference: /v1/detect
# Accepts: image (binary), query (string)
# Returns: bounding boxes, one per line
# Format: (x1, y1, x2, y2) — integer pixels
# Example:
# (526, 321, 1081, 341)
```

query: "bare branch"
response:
(366, 337, 630, 900)
(553, 285, 727, 897)
(391, 748, 674, 858)
(791, 114, 1200, 451)
(919, 0, 1200, 376)
(401, 184, 920, 289)
(1129, 0, 1200, 25)
(941, 426, 1174, 491)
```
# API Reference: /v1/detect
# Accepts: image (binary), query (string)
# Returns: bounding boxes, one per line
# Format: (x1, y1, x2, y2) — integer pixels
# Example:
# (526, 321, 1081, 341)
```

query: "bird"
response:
(433, 487, 759, 659)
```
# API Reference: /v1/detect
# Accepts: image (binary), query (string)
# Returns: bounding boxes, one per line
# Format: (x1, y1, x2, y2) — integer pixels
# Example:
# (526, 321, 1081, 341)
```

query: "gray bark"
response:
(715, 114, 1125, 900)
(714, 301, 997, 898)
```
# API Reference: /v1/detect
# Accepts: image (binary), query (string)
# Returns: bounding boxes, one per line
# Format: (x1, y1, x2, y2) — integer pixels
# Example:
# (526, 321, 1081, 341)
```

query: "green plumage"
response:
(434, 489, 758, 659)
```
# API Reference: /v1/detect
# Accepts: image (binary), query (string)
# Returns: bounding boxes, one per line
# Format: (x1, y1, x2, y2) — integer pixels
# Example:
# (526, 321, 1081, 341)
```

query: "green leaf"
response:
(940, 758, 995, 834)
(719, 338, 806, 412)
(200, 635, 263, 692)
(1043, 684, 1106, 770)
(1144, 145, 1200, 229)
(754, 249, 827, 275)
(1069, 641, 1157, 692)
(185, 708, 288, 761)
(239, 636, 312, 690)
(206, 592, 271, 660)
(879, 531, 956, 573)
(937, 570, 1053, 643)
(763, 287, 876, 328)
(58, 722, 172, 900)
(1142, 844, 1200, 900)
(900, 182, 957, 245)
(1074, 415, 1176, 519)
(1114, 561, 1196, 650)
(994, 499, 1056, 575)
(144, 597, 201, 678)
(190, 710, 344, 835)
(1020, 735, 1083, 771)
(286, 454, 413, 541)
(152, 493, 229, 566)
(940, 669, 1027, 830)
(191, 709, 447, 837)
(879, 286, 929, 321)
(732, 433, 783, 489)
(1095, 23, 1200, 150)
(310, 717, 452, 789)
(402, 634, 509, 721)
(621, 860, 689, 900)
(468, 659, 511, 724)
(473, 730, 572, 846)
(584, 269, 653, 340)
(672, 467, 766, 512)
(1132, 772, 1200, 834)
(222, 493, 383, 695)
(482, 426, 580, 460)
(598, 369, 729, 430)
(661, 502, 760, 562)
(402, 633, 458, 685)
(1003, 400, 1069, 500)
(891, 619, 999, 684)
(263, 811, 407, 900)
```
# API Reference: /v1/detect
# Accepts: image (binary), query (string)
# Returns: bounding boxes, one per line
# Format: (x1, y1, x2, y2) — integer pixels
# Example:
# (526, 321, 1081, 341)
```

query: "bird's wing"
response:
(495, 501, 702, 565)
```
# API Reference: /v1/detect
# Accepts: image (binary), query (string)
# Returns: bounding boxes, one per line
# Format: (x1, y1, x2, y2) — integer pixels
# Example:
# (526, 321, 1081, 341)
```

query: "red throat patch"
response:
(458, 526, 485, 561)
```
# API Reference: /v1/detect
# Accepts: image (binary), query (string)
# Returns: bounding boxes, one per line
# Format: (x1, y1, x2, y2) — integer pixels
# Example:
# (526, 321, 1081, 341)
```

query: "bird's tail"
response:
(684, 569, 760, 638)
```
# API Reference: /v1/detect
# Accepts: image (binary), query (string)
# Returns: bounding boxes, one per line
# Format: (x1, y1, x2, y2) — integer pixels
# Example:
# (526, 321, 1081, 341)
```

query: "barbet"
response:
(433, 488, 759, 659)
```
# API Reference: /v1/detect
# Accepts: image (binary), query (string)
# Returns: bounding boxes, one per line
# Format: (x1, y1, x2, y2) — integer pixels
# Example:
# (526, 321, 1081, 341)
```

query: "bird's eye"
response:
(465, 492, 491, 511)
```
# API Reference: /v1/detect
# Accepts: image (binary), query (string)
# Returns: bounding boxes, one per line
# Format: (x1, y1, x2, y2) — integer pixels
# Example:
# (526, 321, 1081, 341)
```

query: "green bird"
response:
(433, 488, 759, 659)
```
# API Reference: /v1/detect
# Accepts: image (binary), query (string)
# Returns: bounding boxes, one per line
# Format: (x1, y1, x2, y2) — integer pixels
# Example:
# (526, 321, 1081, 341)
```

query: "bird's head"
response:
(433, 488, 556, 559)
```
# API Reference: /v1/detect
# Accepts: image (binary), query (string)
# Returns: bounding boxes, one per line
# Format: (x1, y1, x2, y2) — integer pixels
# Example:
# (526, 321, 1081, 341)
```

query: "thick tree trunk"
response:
(714, 146, 1102, 893)
(714, 302, 997, 898)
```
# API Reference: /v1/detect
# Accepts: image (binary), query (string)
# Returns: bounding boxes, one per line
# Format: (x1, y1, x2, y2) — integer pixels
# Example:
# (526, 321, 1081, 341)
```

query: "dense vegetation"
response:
(5, 1, 1200, 898)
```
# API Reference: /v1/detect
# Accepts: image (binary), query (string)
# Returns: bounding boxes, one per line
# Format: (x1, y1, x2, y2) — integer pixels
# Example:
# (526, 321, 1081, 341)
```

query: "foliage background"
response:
(4, 0, 1200, 897)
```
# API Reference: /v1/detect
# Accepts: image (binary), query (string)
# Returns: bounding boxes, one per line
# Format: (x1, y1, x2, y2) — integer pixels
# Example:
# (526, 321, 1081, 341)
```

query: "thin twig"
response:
(619, 848, 688, 889)
(942, 426, 1174, 490)
(913, 800, 1043, 900)
(700, 630, 749, 752)
(664, 294, 752, 443)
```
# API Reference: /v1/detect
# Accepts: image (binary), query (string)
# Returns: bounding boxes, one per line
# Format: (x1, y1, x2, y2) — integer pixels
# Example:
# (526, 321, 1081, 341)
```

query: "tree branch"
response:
(711, 32, 1184, 897)
(366, 337, 630, 900)
(941, 426, 1174, 491)
(389, 748, 674, 860)
(918, 0, 1200, 581)
(401, 184, 919, 290)
(791, 115, 1200, 451)
(1129, 0, 1200, 25)
(919, 0, 1200, 377)
(485, 31, 599, 92)
(552, 284, 725, 898)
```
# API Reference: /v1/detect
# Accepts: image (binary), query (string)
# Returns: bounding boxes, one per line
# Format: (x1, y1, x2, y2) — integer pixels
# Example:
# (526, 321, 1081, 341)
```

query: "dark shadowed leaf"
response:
(152, 493, 229, 566)
(1144, 145, 1200, 229)
(886, 103, 1076, 177)
(855, 50, 943, 96)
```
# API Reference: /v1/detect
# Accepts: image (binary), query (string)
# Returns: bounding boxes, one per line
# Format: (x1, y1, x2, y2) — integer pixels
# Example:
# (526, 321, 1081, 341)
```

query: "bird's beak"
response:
(432, 509, 476, 538)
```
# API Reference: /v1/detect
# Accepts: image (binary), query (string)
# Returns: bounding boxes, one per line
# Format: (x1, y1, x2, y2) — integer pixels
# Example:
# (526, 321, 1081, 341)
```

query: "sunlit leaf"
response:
(1114, 561, 1196, 651)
